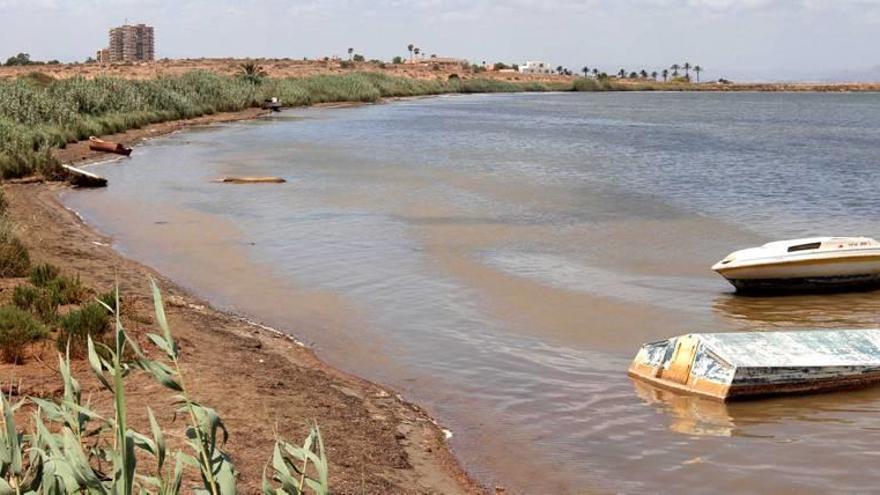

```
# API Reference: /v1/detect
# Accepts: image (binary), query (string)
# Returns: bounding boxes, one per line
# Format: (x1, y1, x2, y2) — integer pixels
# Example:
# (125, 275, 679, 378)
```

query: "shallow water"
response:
(63, 92, 880, 493)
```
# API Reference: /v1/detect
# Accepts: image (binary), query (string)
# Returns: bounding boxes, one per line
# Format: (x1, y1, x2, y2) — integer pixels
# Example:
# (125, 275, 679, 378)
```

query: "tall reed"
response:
(0, 71, 581, 179)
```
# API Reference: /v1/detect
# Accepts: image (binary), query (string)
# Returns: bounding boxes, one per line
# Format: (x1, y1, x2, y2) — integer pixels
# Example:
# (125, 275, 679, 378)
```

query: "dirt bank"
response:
(0, 112, 485, 493)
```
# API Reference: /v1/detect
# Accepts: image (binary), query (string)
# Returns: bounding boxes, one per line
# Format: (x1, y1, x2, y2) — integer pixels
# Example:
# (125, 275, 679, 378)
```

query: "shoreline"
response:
(4, 107, 486, 493)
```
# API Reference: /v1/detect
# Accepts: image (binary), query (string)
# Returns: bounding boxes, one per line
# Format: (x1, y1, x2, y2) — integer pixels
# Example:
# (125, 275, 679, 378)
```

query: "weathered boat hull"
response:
(727, 273, 880, 294)
(629, 329, 880, 401)
(61, 165, 107, 188)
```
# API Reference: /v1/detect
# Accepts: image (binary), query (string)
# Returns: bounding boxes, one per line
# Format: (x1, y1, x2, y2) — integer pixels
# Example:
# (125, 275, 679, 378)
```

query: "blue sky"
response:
(2, 0, 879, 81)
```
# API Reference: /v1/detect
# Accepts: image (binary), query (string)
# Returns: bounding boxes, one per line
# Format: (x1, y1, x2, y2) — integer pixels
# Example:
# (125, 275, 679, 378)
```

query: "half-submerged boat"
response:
(89, 136, 132, 156)
(61, 164, 107, 188)
(629, 329, 880, 401)
(712, 237, 880, 293)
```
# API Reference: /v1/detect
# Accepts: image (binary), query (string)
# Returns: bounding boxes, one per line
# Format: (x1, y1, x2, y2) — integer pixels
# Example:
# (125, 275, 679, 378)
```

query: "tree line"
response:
(577, 62, 704, 82)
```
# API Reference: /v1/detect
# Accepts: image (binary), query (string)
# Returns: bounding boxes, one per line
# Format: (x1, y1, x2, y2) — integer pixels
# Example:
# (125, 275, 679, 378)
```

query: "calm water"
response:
(64, 92, 880, 493)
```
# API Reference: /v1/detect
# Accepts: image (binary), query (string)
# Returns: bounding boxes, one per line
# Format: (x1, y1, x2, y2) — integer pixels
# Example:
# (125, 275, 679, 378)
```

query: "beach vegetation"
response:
(12, 284, 58, 321)
(58, 300, 110, 355)
(0, 279, 330, 494)
(239, 61, 268, 84)
(393, 56, 403, 64)
(0, 304, 46, 363)
(0, 221, 30, 277)
(0, 67, 711, 180)
(29, 262, 61, 286)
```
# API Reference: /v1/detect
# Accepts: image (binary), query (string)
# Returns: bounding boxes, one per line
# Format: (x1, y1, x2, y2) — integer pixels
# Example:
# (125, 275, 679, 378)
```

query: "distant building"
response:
(405, 56, 468, 67)
(96, 48, 110, 63)
(519, 61, 552, 74)
(104, 24, 155, 62)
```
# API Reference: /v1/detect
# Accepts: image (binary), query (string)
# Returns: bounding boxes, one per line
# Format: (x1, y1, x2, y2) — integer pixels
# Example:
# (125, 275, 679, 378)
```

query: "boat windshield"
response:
(787, 241, 822, 253)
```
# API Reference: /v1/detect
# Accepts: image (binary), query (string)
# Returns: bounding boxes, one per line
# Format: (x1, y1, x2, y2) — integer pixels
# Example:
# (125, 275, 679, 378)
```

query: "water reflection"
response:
(632, 380, 737, 437)
(712, 291, 880, 329)
(633, 378, 880, 438)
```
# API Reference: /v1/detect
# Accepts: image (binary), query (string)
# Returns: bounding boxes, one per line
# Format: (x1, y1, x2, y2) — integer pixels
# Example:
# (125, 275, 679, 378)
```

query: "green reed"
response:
(0, 278, 330, 494)
(0, 70, 586, 179)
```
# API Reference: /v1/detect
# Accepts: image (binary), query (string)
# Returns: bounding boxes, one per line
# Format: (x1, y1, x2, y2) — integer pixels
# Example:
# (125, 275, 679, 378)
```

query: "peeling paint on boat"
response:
(629, 329, 880, 400)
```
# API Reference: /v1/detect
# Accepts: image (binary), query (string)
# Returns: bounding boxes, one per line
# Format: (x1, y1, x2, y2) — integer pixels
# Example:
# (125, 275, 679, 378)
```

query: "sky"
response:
(1, 0, 879, 81)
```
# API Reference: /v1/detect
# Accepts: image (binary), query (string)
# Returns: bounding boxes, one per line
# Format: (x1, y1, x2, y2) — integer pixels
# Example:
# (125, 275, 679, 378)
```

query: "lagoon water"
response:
(64, 92, 880, 493)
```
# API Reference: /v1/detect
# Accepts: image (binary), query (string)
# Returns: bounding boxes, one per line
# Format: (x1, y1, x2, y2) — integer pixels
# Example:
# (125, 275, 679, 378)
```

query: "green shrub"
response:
(0, 236, 30, 277)
(57, 301, 109, 355)
(46, 273, 86, 305)
(12, 284, 58, 321)
(29, 262, 59, 286)
(0, 305, 46, 363)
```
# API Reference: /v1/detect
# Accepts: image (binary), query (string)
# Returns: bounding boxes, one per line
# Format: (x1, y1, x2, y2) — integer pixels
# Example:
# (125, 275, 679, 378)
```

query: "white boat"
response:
(712, 236, 880, 293)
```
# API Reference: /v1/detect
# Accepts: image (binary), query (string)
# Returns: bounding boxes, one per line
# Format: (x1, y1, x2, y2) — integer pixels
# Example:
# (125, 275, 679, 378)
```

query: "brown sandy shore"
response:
(0, 108, 486, 494)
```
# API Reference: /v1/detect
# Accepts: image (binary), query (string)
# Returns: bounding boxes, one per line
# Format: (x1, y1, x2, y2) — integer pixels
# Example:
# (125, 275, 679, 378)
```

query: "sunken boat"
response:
(712, 237, 880, 293)
(629, 329, 880, 401)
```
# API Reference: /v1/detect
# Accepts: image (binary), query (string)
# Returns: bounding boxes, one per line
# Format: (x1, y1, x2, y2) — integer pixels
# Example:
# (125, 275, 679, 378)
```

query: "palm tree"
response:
(651, 71, 658, 80)
(662, 69, 668, 82)
(670, 64, 681, 77)
(618, 68, 626, 78)
(239, 61, 267, 84)
(413, 47, 421, 60)
(347, 47, 354, 60)
(592, 68, 599, 77)
(683, 62, 691, 79)
(640, 69, 648, 79)
(693, 65, 703, 82)
(556, 65, 564, 74)
(582, 66, 589, 77)
(407, 44, 414, 61)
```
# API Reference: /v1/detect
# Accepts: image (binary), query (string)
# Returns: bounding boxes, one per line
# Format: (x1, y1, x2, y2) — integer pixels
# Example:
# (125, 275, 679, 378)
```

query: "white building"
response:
(519, 61, 552, 74)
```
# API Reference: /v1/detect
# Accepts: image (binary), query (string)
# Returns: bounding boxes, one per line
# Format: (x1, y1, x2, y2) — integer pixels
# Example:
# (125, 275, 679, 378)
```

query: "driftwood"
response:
(62, 164, 107, 188)
(213, 176, 286, 184)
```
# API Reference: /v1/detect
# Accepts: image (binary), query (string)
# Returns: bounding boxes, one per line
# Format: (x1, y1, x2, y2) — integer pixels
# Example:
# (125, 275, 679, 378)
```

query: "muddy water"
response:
(63, 92, 880, 493)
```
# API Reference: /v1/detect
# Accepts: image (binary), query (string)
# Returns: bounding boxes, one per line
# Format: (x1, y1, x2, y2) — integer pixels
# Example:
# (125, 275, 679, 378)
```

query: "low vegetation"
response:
(0, 305, 46, 363)
(0, 69, 602, 180)
(0, 280, 329, 493)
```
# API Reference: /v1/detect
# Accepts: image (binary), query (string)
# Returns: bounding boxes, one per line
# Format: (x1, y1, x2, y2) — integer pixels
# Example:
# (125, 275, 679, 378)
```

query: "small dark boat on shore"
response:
(89, 136, 133, 156)
(262, 97, 282, 112)
(62, 164, 107, 188)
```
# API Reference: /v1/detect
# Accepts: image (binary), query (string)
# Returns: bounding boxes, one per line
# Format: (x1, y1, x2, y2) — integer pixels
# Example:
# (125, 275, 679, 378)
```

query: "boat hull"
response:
(89, 138, 132, 156)
(716, 255, 880, 293)
(629, 364, 880, 401)
(727, 273, 880, 294)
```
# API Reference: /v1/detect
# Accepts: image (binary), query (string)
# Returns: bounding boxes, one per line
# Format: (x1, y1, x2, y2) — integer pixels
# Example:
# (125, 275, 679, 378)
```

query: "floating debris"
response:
(213, 176, 286, 184)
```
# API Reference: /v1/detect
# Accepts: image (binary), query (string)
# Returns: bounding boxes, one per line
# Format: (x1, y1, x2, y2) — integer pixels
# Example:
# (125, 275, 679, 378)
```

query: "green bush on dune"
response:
(0, 304, 46, 363)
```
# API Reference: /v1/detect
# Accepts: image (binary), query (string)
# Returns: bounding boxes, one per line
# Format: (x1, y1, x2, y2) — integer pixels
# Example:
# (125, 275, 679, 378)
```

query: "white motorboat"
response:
(712, 237, 880, 293)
